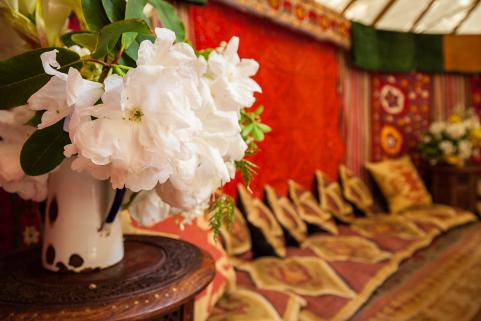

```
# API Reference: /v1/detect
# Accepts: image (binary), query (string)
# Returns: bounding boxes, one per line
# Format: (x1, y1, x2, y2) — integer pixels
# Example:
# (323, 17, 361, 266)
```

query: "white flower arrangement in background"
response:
(420, 108, 481, 166)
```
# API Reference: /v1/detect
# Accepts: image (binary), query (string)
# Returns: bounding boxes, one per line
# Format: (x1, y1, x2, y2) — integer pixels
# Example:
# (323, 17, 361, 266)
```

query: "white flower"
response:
(465, 116, 481, 131)
(0, 107, 48, 201)
(27, 49, 103, 129)
(439, 140, 455, 156)
(129, 190, 171, 226)
(67, 30, 205, 192)
(207, 36, 261, 112)
(422, 135, 432, 143)
(429, 121, 446, 138)
(137, 28, 204, 70)
(445, 123, 467, 140)
(458, 140, 473, 159)
(64, 28, 257, 211)
(68, 45, 90, 57)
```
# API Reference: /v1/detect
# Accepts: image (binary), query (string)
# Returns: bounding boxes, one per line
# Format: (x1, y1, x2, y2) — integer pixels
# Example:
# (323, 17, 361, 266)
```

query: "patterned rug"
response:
(353, 223, 481, 321)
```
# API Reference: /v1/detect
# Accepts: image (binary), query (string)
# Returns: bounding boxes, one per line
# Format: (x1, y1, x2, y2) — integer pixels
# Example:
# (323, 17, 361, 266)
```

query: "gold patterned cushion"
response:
(315, 170, 355, 223)
(207, 287, 305, 321)
(237, 184, 286, 257)
(401, 204, 477, 231)
(350, 216, 425, 240)
(219, 208, 252, 256)
(288, 180, 337, 234)
(238, 256, 355, 298)
(302, 235, 391, 263)
(366, 156, 432, 214)
(264, 185, 307, 244)
(339, 165, 375, 216)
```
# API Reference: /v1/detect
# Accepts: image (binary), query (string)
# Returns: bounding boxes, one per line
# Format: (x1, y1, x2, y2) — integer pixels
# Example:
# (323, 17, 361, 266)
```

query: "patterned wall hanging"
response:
(371, 73, 432, 164)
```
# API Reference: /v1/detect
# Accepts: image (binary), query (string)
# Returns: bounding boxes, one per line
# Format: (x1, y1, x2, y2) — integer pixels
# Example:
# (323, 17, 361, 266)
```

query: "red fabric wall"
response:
(190, 1, 344, 196)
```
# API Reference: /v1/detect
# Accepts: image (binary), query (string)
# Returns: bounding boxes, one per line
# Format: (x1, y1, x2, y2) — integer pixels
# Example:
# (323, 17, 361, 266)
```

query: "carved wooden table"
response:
(428, 165, 481, 214)
(0, 236, 215, 321)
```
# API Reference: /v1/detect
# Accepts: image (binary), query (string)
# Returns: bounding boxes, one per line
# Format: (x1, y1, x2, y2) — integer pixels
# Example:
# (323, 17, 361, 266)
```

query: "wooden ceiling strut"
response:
(341, 0, 358, 15)
(452, 0, 481, 34)
(424, 5, 470, 32)
(372, 0, 398, 26)
(410, 0, 436, 32)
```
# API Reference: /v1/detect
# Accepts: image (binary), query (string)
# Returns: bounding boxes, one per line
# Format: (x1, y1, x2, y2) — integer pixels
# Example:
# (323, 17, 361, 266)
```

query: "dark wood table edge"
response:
(0, 238, 216, 321)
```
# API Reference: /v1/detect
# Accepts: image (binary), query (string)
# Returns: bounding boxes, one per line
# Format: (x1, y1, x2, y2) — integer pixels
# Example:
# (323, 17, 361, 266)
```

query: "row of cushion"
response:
(222, 156, 440, 259)
(208, 158, 477, 321)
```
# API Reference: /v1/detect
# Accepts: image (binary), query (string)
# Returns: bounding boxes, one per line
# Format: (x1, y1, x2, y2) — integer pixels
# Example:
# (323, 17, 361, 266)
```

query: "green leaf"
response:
(92, 19, 152, 59)
(24, 111, 44, 127)
(0, 47, 81, 109)
(252, 125, 264, 141)
(124, 39, 140, 61)
(184, 0, 207, 4)
(20, 119, 71, 176)
(254, 105, 264, 115)
(122, 0, 148, 49)
(241, 122, 254, 137)
(209, 194, 235, 238)
(148, 0, 186, 42)
(102, 0, 126, 22)
(71, 32, 98, 51)
(60, 31, 88, 47)
(235, 159, 258, 189)
(258, 123, 272, 133)
(82, 0, 110, 31)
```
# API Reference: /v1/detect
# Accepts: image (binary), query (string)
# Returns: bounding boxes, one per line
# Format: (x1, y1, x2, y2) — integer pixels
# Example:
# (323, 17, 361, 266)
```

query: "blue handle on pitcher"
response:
(105, 188, 126, 224)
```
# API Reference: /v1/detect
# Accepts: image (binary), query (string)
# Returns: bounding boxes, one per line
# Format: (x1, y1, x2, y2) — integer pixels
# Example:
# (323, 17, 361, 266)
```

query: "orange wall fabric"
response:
(444, 35, 481, 73)
(190, 0, 344, 196)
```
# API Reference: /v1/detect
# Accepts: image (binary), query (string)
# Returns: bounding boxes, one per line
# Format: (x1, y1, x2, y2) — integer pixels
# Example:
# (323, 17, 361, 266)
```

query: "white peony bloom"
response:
(439, 140, 455, 156)
(67, 30, 205, 192)
(429, 121, 446, 138)
(0, 107, 48, 201)
(27, 49, 103, 129)
(156, 137, 234, 210)
(207, 36, 262, 112)
(458, 140, 473, 159)
(128, 190, 171, 227)
(445, 123, 467, 140)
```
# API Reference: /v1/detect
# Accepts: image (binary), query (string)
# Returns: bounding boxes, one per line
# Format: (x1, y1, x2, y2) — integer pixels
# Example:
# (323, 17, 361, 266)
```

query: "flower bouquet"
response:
(420, 108, 481, 167)
(0, 0, 270, 272)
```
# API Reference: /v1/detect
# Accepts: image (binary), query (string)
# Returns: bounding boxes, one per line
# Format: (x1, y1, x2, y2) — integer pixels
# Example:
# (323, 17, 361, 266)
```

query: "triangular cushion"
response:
(339, 165, 375, 216)
(288, 180, 337, 234)
(264, 185, 307, 245)
(238, 185, 286, 257)
(315, 170, 355, 224)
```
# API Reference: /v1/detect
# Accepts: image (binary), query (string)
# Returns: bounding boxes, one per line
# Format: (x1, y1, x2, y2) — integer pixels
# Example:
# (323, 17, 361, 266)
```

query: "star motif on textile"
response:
(385, 90, 399, 108)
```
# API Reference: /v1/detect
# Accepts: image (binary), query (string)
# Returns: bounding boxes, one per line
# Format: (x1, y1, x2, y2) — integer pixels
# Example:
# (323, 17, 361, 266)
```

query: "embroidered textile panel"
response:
(370, 73, 431, 164)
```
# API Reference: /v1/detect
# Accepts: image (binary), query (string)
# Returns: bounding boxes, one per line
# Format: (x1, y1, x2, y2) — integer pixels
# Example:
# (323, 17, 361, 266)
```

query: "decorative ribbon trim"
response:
(214, 0, 351, 48)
